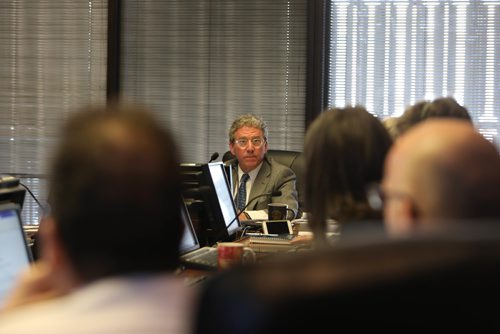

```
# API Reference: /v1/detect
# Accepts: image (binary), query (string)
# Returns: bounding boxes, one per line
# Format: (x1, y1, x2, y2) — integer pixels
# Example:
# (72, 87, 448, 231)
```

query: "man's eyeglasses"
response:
(234, 137, 266, 148)
(365, 183, 413, 211)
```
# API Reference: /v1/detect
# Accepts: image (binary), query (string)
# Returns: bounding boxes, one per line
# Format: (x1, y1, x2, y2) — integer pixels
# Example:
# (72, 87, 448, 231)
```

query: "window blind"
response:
(327, 0, 499, 146)
(121, 0, 307, 163)
(0, 1, 107, 224)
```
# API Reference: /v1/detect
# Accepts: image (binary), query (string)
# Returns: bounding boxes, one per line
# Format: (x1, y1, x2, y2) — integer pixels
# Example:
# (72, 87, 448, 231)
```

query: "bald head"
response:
(382, 119, 500, 235)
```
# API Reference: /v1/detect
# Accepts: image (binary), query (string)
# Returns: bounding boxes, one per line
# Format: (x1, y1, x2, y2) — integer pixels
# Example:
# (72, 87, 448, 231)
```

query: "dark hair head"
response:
(304, 106, 392, 240)
(397, 97, 472, 135)
(48, 102, 183, 282)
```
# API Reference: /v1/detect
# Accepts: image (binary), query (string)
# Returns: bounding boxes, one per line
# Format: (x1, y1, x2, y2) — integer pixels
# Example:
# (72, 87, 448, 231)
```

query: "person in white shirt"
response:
(0, 103, 196, 333)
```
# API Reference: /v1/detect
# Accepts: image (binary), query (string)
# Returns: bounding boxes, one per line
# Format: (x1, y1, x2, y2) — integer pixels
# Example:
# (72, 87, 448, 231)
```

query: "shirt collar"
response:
(238, 161, 263, 182)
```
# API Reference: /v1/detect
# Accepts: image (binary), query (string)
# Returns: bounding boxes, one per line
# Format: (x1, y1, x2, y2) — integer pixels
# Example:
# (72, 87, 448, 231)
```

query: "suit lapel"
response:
(248, 158, 271, 210)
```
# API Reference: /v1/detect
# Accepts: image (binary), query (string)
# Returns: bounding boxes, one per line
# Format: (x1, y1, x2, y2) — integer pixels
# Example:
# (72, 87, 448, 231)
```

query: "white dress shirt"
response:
(0, 274, 197, 334)
(235, 163, 268, 220)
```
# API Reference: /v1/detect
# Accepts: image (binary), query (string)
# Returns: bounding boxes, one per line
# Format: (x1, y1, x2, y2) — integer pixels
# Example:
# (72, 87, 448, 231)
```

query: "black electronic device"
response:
(0, 176, 26, 209)
(0, 175, 20, 188)
(262, 220, 293, 235)
(180, 163, 204, 200)
(180, 162, 233, 199)
(179, 197, 218, 271)
(199, 162, 240, 244)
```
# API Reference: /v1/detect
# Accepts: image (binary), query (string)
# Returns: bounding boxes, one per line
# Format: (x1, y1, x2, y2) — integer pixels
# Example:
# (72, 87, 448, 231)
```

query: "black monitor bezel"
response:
(200, 162, 240, 243)
(179, 199, 201, 255)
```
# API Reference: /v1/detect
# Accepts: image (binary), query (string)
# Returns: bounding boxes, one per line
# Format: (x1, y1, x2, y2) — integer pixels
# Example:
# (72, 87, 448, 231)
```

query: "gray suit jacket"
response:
(228, 156, 299, 219)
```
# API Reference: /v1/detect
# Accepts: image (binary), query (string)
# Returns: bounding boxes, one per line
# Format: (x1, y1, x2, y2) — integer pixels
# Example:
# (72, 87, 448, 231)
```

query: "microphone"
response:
(208, 152, 219, 163)
(225, 190, 282, 232)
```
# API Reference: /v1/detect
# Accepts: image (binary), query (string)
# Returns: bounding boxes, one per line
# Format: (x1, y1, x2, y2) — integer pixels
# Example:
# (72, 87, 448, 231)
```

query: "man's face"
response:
(229, 126, 268, 173)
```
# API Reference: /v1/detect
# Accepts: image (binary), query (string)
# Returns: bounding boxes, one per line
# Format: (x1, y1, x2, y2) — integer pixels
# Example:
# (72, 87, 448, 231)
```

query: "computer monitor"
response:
(200, 162, 240, 243)
(180, 163, 204, 200)
(0, 176, 26, 210)
(180, 163, 233, 199)
(0, 203, 33, 306)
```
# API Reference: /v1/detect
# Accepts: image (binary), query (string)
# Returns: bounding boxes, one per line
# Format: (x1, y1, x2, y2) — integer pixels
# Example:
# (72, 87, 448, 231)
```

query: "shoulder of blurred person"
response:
(0, 274, 196, 334)
(0, 102, 197, 333)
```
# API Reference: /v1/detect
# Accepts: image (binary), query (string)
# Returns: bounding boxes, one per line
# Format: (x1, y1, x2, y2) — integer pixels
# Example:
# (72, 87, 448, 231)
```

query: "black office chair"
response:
(222, 149, 305, 216)
(194, 226, 500, 333)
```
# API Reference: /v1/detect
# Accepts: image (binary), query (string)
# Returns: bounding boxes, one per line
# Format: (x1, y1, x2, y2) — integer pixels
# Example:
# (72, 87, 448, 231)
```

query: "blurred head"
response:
(397, 97, 472, 135)
(304, 106, 393, 240)
(47, 102, 183, 282)
(383, 119, 500, 236)
(229, 114, 269, 173)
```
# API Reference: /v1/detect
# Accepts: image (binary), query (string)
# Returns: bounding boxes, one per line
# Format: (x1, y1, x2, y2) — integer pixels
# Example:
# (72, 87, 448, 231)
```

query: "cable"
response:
(19, 182, 44, 210)
(225, 190, 282, 233)
(240, 226, 251, 238)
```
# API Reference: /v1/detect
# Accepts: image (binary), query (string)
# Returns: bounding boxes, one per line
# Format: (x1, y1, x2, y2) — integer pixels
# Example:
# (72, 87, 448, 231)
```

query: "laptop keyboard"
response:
(180, 247, 218, 270)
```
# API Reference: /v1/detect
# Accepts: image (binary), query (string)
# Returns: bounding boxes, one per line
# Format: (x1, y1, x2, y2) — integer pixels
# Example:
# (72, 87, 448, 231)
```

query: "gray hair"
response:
(228, 114, 268, 143)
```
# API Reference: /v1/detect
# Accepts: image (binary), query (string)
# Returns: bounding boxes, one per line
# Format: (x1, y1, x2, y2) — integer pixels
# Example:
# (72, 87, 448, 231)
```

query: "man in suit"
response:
(381, 118, 500, 236)
(0, 103, 196, 333)
(227, 114, 298, 221)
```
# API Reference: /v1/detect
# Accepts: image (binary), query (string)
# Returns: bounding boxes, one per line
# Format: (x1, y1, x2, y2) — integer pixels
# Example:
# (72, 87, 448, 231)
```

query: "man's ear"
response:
(229, 142, 235, 156)
(263, 140, 269, 154)
(401, 197, 420, 232)
(385, 197, 419, 237)
(408, 199, 420, 221)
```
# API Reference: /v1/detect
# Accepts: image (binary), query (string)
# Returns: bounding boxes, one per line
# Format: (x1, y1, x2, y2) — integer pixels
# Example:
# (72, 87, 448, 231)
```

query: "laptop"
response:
(201, 162, 242, 242)
(179, 201, 218, 271)
(0, 203, 33, 306)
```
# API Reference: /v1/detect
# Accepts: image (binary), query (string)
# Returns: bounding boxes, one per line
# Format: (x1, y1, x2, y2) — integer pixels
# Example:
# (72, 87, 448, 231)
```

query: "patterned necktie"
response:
(236, 173, 250, 211)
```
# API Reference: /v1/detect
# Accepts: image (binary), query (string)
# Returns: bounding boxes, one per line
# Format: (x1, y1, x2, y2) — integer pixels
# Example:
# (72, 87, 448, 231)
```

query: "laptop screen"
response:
(207, 162, 240, 237)
(0, 203, 32, 306)
(179, 201, 200, 255)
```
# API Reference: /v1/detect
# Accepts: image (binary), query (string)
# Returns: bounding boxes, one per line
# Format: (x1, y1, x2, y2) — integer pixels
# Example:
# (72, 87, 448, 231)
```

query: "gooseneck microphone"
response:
(208, 152, 219, 163)
(225, 190, 282, 232)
